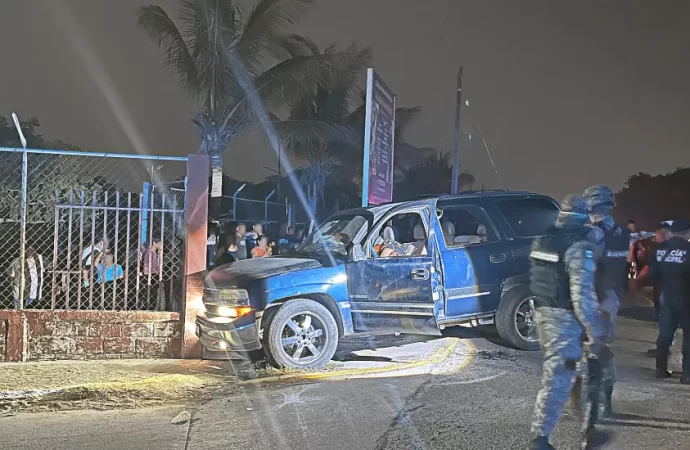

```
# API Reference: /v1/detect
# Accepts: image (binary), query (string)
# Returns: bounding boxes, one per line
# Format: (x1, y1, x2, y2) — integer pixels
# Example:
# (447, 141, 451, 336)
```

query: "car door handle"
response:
(410, 268, 430, 281)
(490, 253, 507, 264)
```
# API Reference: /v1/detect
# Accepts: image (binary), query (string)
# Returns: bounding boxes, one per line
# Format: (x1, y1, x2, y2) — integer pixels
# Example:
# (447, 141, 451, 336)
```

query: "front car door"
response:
(347, 201, 442, 334)
(435, 198, 514, 320)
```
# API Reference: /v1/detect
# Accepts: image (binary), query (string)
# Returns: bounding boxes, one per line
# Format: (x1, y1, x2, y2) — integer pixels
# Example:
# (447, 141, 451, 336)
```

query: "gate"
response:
(0, 147, 188, 312)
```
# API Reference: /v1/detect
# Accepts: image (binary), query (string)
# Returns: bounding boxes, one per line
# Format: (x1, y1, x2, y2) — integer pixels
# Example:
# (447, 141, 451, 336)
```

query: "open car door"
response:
(346, 200, 444, 335)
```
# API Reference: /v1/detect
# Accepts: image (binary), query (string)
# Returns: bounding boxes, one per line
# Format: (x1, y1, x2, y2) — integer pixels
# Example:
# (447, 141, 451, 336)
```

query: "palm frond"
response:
(238, 0, 313, 70)
(251, 52, 358, 110)
(137, 5, 198, 92)
(395, 106, 422, 139)
(272, 119, 357, 152)
(277, 34, 321, 58)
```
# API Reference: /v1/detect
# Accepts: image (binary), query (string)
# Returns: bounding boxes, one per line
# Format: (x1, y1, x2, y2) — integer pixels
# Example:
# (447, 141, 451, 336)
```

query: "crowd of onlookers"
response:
(5, 234, 180, 311)
(206, 221, 302, 269)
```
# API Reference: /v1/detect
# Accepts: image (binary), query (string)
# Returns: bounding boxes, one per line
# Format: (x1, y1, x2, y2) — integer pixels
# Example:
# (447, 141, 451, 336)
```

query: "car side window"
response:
(495, 198, 559, 238)
(370, 211, 428, 258)
(435, 204, 498, 247)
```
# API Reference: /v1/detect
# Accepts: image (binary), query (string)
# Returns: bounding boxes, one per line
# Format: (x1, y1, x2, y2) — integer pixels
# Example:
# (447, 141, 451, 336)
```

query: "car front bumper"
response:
(196, 313, 262, 353)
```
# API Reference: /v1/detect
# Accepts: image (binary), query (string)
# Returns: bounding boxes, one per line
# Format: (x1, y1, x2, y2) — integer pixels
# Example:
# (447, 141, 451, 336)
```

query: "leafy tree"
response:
(614, 168, 690, 230)
(279, 36, 371, 213)
(394, 151, 475, 201)
(138, 0, 358, 218)
(0, 116, 108, 223)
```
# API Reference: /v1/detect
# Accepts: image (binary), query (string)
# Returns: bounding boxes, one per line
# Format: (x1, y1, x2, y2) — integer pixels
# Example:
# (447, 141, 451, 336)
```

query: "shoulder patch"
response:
(530, 250, 559, 263)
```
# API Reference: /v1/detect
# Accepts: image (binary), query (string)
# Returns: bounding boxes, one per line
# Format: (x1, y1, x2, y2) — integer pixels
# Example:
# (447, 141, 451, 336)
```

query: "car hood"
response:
(205, 257, 323, 287)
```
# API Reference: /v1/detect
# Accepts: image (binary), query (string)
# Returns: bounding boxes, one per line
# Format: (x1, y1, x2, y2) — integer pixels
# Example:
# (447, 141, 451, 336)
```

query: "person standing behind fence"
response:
(246, 223, 263, 258)
(81, 238, 106, 287)
(235, 223, 248, 260)
(94, 250, 123, 308)
(142, 237, 164, 310)
(215, 234, 239, 266)
(250, 236, 272, 258)
(8, 247, 45, 309)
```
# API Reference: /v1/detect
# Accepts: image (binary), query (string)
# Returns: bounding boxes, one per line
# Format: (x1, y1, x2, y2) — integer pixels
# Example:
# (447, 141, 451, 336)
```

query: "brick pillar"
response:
(181, 154, 209, 359)
(0, 311, 27, 362)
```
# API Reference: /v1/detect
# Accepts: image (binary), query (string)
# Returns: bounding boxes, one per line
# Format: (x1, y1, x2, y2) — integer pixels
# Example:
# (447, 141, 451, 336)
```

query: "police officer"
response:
(643, 220, 690, 382)
(582, 184, 629, 423)
(529, 196, 604, 450)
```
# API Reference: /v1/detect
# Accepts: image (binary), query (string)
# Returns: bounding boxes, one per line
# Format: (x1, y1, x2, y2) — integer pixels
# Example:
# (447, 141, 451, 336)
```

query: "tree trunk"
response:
(193, 113, 233, 220)
(308, 180, 317, 218)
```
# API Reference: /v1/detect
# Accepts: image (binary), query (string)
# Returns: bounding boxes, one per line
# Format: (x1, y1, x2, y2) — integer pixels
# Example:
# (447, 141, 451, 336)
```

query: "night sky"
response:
(1, 0, 689, 200)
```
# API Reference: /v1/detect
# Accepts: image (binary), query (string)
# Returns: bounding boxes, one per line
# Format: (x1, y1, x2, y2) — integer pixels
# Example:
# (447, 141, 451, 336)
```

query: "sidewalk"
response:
(0, 359, 234, 414)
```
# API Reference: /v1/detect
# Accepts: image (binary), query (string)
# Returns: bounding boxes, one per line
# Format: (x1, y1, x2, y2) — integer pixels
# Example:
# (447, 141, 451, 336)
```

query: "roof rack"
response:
(410, 189, 537, 201)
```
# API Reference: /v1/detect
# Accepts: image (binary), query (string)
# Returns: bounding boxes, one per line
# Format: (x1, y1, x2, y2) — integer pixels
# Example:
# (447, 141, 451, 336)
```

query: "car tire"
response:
(495, 285, 543, 351)
(262, 299, 339, 370)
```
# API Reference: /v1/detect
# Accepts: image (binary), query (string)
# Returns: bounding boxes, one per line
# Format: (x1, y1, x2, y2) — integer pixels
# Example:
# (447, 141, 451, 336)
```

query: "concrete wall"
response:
(0, 310, 181, 362)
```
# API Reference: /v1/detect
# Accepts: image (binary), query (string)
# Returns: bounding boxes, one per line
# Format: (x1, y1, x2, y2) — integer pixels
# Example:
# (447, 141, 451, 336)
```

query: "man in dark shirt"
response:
(235, 223, 248, 260)
(645, 220, 690, 382)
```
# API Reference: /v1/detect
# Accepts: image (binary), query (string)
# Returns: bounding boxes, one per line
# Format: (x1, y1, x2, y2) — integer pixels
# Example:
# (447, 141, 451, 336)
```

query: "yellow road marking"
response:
(240, 338, 474, 385)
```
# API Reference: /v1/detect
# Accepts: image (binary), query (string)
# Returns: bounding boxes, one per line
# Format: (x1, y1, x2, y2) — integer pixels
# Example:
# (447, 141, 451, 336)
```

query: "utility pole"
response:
(451, 66, 464, 195)
(277, 144, 282, 201)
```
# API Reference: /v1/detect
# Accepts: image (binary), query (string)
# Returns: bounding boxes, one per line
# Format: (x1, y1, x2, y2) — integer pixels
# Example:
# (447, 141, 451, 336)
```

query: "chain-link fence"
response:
(0, 148, 187, 312)
(218, 194, 309, 236)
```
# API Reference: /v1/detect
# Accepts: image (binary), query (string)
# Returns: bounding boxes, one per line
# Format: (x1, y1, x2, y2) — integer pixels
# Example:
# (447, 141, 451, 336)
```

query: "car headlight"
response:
(218, 288, 250, 305)
(204, 288, 250, 306)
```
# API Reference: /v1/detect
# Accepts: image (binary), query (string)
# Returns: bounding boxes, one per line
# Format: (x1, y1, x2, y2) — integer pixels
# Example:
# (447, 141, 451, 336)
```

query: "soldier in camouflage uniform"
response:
(582, 185, 629, 424)
(529, 196, 604, 450)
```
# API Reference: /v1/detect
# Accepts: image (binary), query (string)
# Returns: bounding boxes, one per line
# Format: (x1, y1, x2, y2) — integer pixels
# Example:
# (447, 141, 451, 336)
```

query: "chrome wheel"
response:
(279, 312, 327, 365)
(515, 297, 538, 343)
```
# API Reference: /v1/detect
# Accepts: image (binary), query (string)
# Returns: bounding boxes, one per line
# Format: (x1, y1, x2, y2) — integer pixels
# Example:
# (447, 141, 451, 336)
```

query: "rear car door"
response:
(347, 201, 442, 334)
(488, 196, 560, 277)
(436, 199, 514, 318)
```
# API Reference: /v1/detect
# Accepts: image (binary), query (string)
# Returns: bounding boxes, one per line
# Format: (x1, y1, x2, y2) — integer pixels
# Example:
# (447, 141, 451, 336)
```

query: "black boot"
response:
(529, 436, 554, 450)
(656, 368, 673, 379)
(601, 386, 613, 418)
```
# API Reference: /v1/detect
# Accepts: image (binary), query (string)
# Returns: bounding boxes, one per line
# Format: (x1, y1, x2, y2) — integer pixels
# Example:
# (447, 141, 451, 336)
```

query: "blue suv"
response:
(198, 191, 560, 369)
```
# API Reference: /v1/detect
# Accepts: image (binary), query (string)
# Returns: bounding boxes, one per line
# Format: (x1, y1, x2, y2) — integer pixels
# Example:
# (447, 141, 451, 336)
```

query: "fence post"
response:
(264, 189, 275, 225)
(13, 113, 28, 311)
(18, 151, 28, 310)
(231, 183, 247, 221)
(181, 154, 209, 359)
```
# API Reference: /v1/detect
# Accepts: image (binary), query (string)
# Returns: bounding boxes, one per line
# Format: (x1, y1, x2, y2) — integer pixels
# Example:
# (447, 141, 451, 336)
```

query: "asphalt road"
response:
(3, 302, 690, 449)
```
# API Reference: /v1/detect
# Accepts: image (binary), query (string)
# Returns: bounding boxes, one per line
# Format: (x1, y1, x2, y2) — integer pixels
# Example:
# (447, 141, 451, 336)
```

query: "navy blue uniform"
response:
(648, 236, 690, 376)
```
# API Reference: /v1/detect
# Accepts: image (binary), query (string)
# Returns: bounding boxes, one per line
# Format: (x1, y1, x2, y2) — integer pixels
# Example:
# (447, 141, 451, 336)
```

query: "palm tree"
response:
(394, 151, 475, 201)
(279, 36, 371, 213)
(138, 0, 357, 217)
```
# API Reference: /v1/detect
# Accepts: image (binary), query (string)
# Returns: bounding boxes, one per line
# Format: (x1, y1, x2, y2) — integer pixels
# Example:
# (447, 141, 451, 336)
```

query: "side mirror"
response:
(350, 243, 366, 262)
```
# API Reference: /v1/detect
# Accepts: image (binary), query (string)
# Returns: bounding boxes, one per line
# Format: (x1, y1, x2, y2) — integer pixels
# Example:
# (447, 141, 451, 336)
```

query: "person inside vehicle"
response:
(374, 226, 417, 257)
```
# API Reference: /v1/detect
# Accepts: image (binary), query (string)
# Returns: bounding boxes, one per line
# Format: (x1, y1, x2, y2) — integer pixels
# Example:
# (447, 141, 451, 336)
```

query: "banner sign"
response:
(362, 69, 396, 206)
(210, 154, 222, 198)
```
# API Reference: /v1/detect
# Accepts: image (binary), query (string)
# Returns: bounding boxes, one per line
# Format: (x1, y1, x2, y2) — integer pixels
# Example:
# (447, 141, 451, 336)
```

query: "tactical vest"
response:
(529, 226, 590, 310)
(594, 223, 630, 297)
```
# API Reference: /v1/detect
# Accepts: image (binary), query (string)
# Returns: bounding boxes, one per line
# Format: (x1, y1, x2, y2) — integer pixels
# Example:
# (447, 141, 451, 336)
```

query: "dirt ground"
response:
(0, 359, 236, 414)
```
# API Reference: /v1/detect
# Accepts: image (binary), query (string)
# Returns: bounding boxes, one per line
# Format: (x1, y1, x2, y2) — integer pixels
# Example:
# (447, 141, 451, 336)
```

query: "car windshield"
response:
(296, 213, 370, 256)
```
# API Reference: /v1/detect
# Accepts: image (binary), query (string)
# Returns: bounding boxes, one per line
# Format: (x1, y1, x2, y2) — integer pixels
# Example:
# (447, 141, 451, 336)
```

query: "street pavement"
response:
(3, 299, 690, 449)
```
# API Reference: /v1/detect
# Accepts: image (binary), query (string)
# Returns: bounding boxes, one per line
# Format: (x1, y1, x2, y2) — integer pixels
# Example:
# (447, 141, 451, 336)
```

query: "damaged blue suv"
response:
(198, 191, 560, 369)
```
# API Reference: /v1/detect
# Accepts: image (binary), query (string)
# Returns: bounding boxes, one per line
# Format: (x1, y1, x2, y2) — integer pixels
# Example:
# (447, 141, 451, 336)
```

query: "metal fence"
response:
(0, 147, 187, 312)
(221, 185, 310, 234)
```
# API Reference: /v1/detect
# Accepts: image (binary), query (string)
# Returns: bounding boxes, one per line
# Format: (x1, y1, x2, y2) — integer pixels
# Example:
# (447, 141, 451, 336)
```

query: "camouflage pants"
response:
(531, 307, 585, 438)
